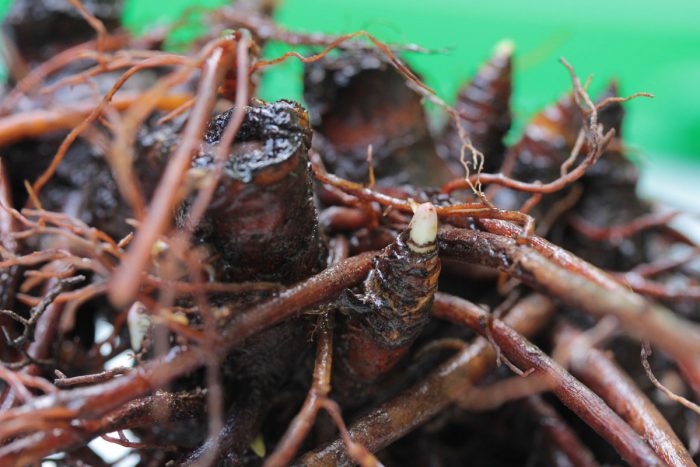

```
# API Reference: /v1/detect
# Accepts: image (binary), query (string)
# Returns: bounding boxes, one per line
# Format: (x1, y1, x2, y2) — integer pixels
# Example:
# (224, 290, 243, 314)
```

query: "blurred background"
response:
(1, 0, 699, 212)
(0, 3, 697, 463)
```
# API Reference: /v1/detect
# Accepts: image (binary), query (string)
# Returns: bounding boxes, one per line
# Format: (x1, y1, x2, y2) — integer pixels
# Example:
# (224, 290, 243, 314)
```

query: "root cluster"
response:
(0, 1, 697, 466)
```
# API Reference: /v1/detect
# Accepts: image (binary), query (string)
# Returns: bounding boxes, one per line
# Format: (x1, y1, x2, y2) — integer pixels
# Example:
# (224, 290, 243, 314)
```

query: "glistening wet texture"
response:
(0, 8, 697, 465)
(337, 204, 441, 386)
(185, 99, 325, 284)
(198, 99, 312, 183)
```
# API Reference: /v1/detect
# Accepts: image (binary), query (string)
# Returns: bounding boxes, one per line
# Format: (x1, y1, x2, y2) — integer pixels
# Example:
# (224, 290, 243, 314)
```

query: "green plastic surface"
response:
(2, 0, 700, 165)
(122, 0, 700, 164)
(263, 0, 700, 164)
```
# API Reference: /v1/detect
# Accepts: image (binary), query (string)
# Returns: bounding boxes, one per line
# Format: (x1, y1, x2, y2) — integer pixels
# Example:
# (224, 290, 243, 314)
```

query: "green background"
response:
(1, 0, 699, 210)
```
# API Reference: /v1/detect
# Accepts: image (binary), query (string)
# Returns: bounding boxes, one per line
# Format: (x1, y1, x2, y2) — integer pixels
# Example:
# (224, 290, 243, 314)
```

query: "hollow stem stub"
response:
(185, 100, 325, 284)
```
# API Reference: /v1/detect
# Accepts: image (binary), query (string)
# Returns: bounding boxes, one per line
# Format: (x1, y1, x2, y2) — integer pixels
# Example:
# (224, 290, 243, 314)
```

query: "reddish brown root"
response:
(569, 211, 680, 241)
(555, 323, 695, 467)
(432, 293, 662, 466)
(525, 396, 600, 467)
(300, 294, 555, 465)
(438, 225, 700, 365)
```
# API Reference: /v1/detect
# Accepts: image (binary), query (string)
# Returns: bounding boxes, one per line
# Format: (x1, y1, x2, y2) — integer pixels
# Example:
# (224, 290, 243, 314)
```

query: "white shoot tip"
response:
(127, 302, 150, 351)
(494, 39, 515, 58)
(409, 202, 438, 252)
